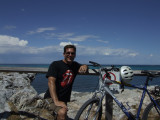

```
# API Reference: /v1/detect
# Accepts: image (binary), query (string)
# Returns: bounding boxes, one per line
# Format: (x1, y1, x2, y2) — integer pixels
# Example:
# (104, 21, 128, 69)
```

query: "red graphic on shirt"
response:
(61, 70, 74, 87)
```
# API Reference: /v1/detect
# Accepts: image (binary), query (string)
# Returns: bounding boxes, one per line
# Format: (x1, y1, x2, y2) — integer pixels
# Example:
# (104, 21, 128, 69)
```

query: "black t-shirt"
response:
(44, 60, 81, 102)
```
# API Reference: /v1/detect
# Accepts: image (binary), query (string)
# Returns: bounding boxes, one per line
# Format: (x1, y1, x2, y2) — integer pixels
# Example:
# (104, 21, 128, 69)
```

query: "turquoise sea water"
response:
(0, 64, 160, 94)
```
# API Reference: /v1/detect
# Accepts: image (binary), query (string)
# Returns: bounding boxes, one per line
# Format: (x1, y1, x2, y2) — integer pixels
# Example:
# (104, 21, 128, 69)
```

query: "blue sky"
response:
(0, 0, 160, 65)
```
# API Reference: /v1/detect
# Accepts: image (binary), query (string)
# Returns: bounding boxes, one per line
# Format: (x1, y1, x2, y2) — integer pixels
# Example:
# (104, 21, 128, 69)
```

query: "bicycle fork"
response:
(84, 99, 103, 120)
(93, 102, 102, 120)
(94, 92, 105, 120)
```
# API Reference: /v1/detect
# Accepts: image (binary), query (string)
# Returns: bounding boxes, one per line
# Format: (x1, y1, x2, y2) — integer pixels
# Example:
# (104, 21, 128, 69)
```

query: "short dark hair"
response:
(64, 44, 76, 53)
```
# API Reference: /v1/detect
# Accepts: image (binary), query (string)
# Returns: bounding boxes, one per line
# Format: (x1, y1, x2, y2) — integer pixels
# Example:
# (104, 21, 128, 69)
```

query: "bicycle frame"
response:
(100, 75, 160, 120)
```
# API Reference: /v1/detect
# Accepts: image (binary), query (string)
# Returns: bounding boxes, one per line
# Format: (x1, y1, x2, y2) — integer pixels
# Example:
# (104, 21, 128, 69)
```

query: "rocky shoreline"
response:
(0, 72, 159, 120)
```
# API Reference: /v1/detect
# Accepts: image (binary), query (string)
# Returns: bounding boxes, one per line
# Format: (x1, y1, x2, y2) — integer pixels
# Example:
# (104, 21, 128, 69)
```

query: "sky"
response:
(0, 0, 160, 65)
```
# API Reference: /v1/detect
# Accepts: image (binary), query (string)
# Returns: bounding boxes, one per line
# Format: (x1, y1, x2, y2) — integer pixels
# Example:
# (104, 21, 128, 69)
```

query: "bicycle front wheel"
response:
(142, 99, 160, 120)
(74, 98, 102, 120)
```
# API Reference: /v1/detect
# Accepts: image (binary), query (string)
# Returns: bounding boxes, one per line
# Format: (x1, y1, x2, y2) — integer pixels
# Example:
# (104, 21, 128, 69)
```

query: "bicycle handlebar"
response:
(89, 61, 101, 67)
(141, 70, 160, 77)
(89, 61, 119, 72)
(101, 67, 119, 72)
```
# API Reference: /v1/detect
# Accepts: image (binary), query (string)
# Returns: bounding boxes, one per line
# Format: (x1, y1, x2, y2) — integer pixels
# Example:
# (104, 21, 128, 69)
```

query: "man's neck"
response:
(63, 59, 73, 65)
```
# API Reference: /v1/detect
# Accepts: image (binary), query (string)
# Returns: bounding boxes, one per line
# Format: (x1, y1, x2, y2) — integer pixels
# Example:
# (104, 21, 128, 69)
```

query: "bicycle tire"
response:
(74, 98, 102, 120)
(142, 99, 160, 120)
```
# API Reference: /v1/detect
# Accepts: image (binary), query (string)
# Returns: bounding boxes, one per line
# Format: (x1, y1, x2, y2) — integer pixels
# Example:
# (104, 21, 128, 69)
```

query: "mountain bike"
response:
(74, 61, 160, 120)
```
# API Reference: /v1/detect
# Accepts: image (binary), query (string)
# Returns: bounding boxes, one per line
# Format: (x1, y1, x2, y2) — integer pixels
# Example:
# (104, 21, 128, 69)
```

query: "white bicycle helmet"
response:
(120, 66, 134, 83)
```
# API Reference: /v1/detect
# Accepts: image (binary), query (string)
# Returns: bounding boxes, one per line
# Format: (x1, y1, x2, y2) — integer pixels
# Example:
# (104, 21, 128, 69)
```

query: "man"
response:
(44, 44, 88, 120)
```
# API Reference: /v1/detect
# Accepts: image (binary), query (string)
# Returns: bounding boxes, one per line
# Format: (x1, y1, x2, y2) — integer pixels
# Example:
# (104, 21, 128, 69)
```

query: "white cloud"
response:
(57, 33, 74, 40)
(36, 27, 56, 33)
(77, 46, 138, 57)
(97, 40, 109, 44)
(38, 30, 100, 42)
(44, 33, 74, 40)
(47, 33, 97, 42)
(21, 8, 25, 11)
(0, 35, 138, 58)
(25, 46, 61, 54)
(129, 53, 137, 57)
(28, 27, 56, 34)
(67, 35, 98, 42)
(60, 42, 73, 47)
(150, 54, 153, 57)
(0, 35, 28, 47)
(60, 42, 78, 47)
(4, 25, 16, 30)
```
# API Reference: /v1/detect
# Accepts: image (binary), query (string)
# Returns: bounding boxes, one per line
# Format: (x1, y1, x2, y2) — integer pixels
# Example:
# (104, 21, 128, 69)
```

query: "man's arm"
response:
(78, 64, 88, 74)
(48, 77, 67, 109)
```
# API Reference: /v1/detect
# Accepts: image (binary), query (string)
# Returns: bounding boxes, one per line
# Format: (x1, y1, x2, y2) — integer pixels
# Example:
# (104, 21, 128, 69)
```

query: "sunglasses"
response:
(65, 52, 75, 55)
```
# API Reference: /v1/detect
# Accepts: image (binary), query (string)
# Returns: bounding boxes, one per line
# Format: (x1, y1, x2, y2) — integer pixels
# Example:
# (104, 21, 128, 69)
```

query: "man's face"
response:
(63, 48, 76, 64)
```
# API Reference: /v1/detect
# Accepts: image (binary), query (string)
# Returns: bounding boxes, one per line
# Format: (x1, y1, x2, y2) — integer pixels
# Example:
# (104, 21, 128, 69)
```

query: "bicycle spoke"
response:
(84, 103, 94, 119)
(93, 105, 102, 120)
(79, 101, 100, 120)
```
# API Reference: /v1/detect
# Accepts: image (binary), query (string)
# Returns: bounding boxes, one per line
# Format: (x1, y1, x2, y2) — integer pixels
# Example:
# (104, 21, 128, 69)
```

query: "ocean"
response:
(0, 64, 160, 94)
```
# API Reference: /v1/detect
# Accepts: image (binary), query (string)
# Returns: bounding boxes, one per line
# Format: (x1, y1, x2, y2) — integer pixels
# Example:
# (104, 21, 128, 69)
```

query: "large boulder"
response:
(0, 72, 38, 120)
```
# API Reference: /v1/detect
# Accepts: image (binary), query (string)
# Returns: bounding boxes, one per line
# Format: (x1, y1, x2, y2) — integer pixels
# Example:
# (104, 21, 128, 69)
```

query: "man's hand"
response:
(55, 100, 68, 110)
(78, 65, 88, 74)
